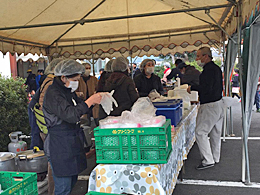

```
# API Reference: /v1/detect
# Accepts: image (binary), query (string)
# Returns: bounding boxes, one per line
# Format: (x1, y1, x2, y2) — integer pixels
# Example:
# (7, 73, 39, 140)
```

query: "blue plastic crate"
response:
(153, 99, 182, 126)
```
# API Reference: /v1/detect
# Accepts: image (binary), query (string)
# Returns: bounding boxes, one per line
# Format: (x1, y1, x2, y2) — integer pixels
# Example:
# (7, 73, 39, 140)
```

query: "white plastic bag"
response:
(141, 115, 166, 127)
(99, 116, 122, 129)
(100, 90, 118, 115)
(120, 111, 141, 128)
(131, 97, 156, 121)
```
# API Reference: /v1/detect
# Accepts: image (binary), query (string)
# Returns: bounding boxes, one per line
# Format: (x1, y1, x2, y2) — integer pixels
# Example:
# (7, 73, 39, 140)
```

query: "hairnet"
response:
(177, 62, 187, 69)
(82, 62, 91, 68)
(164, 62, 171, 68)
(111, 57, 129, 72)
(140, 59, 153, 72)
(54, 59, 85, 76)
(104, 59, 113, 72)
(44, 58, 63, 75)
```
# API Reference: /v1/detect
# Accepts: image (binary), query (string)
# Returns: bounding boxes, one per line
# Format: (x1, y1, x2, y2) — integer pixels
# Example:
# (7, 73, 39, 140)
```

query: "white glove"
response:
(100, 90, 118, 115)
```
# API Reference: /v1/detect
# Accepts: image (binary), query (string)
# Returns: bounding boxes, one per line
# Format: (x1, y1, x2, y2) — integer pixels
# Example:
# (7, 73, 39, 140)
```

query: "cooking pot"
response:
(0, 152, 17, 171)
(16, 150, 48, 173)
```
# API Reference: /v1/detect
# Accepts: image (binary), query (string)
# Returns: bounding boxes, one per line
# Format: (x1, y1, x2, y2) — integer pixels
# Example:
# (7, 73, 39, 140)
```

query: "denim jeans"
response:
(50, 163, 78, 195)
(28, 107, 43, 150)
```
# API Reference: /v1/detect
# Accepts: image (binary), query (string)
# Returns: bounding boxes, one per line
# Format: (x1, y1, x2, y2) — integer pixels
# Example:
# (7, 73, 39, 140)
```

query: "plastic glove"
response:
(100, 90, 118, 115)
(148, 89, 160, 100)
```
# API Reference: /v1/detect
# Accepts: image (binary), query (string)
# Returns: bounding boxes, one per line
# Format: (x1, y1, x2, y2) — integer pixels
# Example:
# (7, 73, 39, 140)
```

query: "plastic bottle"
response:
(176, 74, 181, 88)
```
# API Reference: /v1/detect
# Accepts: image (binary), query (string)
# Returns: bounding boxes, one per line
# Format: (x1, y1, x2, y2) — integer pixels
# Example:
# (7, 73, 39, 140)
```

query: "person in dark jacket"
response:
(38, 73, 47, 87)
(177, 62, 200, 86)
(166, 59, 183, 81)
(97, 59, 113, 92)
(133, 63, 141, 78)
(187, 47, 224, 170)
(231, 69, 240, 99)
(43, 59, 103, 195)
(25, 69, 37, 93)
(134, 59, 164, 97)
(99, 57, 139, 120)
(35, 69, 44, 90)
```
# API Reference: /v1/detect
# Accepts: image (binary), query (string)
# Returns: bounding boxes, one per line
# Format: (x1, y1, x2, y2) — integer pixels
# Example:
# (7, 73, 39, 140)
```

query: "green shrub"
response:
(0, 75, 30, 151)
(186, 61, 203, 72)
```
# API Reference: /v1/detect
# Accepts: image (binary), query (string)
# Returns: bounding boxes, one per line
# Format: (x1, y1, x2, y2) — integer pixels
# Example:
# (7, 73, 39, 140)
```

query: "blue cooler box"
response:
(153, 99, 182, 126)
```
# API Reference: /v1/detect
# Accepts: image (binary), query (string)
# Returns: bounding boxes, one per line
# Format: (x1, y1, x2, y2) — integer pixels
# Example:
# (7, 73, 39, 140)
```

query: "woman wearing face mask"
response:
(134, 59, 164, 97)
(76, 63, 99, 126)
(99, 57, 139, 120)
(42, 59, 103, 195)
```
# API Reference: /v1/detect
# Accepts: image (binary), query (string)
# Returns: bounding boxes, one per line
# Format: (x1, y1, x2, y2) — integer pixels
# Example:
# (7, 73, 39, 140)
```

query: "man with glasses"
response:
(187, 47, 224, 170)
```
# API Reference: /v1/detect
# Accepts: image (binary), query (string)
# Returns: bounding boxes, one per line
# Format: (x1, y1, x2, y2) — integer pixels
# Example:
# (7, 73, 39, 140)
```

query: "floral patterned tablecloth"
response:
(88, 105, 198, 195)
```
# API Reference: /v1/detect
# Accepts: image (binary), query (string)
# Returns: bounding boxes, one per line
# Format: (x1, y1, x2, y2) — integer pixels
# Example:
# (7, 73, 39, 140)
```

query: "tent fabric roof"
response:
(0, 0, 258, 59)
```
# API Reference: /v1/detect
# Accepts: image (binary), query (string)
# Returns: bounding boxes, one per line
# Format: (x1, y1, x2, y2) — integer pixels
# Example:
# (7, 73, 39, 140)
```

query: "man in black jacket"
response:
(187, 47, 224, 170)
(166, 59, 183, 81)
(177, 62, 200, 86)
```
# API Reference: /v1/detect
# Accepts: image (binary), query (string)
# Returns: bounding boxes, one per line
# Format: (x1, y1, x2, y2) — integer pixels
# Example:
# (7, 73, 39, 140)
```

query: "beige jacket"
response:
(39, 74, 55, 109)
(76, 76, 99, 118)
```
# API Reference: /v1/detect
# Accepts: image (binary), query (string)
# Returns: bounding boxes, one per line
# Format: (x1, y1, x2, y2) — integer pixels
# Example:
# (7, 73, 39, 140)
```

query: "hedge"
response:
(0, 75, 30, 151)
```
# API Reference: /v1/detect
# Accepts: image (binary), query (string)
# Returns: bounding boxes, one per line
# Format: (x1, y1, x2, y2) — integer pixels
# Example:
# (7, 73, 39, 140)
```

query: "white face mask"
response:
(146, 67, 154, 74)
(67, 80, 79, 92)
(196, 60, 205, 67)
(84, 69, 91, 77)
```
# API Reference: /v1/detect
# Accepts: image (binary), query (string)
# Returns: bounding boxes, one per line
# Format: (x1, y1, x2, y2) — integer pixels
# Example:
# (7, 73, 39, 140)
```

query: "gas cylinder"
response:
(8, 132, 27, 153)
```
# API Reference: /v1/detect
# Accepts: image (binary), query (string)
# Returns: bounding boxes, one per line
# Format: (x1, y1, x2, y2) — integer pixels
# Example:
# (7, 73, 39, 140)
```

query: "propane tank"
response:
(8, 132, 27, 153)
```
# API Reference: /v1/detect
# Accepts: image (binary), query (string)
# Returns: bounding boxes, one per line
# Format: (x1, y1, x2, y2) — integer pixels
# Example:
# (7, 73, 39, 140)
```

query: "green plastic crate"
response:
(94, 119, 172, 164)
(0, 171, 38, 195)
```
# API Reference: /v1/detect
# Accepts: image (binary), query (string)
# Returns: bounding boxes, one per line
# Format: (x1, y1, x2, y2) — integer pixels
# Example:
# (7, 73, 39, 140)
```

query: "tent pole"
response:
(49, 0, 107, 47)
(229, 76, 234, 135)
(206, 10, 237, 44)
(222, 36, 227, 140)
(237, 1, 250, 184)
(91, 44, 95, 76)
(55, 29, 220, 48)
(0, 4, 232, 31)
(59, 25, 217, 42)
(223, 109, 227, 141)
(226, 108, 230, 135)
(129, 42, 133, 79)
(223, 38, 231, 139)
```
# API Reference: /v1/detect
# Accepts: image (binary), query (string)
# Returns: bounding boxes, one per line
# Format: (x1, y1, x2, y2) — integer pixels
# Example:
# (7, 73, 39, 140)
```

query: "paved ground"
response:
(172, 101, 260, 195)
(43, 100, 260, 195)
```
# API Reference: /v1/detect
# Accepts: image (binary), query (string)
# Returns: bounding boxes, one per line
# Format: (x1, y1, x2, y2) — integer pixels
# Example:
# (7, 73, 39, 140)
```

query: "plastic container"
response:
(153, 100, 182, 126)
(94, 120, 172, 164)
(0, 171, 38, 195)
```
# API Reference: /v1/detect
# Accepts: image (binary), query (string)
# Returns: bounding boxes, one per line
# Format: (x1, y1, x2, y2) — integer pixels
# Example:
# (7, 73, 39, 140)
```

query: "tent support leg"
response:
(226, 107, 230, 136)
(222, 108, 227, 142)
(237, 0, 250, 184)
(230, 107, 234, 136)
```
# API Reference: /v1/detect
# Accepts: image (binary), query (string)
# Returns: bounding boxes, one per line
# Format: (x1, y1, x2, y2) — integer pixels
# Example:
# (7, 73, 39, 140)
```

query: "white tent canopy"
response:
(1, 0, 260, 184)
(0, 0, 240, 59)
